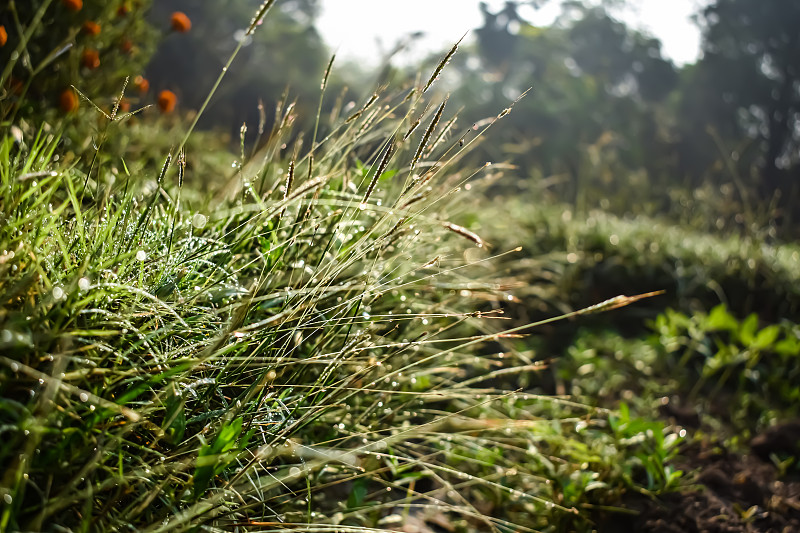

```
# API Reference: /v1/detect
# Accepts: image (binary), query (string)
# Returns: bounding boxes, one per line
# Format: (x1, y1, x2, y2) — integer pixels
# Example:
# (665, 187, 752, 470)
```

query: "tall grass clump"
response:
(0, 5, 584, 531)
(0, 3, 690, 531)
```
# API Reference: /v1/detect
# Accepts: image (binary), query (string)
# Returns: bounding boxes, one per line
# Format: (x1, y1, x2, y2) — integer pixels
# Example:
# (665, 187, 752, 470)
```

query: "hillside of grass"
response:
(2, 1, 800, 532)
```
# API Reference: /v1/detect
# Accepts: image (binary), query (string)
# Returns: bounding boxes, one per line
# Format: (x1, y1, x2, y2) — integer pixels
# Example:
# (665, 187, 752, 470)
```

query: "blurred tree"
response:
(677, 0, 800, 200)
(455, 2, 678, 214)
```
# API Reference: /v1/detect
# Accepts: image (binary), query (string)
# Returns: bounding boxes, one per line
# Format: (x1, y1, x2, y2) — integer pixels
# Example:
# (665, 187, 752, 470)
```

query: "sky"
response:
(316, 0, 705, 67)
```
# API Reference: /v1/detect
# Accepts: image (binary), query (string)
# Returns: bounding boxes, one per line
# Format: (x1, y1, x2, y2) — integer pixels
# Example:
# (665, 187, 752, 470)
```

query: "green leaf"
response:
(212, 417, 243, 455)
(162, 388, 186, 445)
(193, 417, 244, 498)
(706, 304, 738, 332)
(347, 478, 368, 509)
(752, 325, 780, 351)
(738, 314, 758, 346)
(378, 168, 398, 181)
(774, 336, 800, 356)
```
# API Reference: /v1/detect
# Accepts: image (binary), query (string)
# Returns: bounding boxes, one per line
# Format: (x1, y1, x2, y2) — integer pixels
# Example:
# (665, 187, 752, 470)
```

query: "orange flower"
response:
(0, 25, 7, 47)
(120, 39, 133, 53)
(61, 0, 83, 11)
(59, 88, 79, 113)
(134, 75, 150, 93)
(81, 48, 100, 69)
(82, 21, 101, 36)
(117, 3, 130, 17)
(170, 12, 191, 33)
(157, 90, 177, 113)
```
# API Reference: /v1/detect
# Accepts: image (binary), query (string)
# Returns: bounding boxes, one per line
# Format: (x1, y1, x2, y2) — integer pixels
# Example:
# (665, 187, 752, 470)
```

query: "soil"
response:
(598, 426, 800, 533)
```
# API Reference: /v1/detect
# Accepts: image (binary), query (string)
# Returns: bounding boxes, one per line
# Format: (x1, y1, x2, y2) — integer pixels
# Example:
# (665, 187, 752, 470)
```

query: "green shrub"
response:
(1, 0, 158, 129)
(490, 202, 800, 325)
(560, 305, 800, 442)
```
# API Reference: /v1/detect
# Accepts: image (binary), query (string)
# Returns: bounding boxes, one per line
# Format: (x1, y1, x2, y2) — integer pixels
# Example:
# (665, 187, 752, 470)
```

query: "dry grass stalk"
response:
(346, 93, 379, 124)
(285, 175, 329, 203)
(411, 98, 447, 171)
(576, 290, 666, 315)
(362, 140, 395, 205)
(284, 160, 295, 200)
(246, 0, 277, 36)
(443, 221, 485, 248)
(321, 54, 335, 91)
(403, 113, 424, 141)
(423, 36, 463, 93)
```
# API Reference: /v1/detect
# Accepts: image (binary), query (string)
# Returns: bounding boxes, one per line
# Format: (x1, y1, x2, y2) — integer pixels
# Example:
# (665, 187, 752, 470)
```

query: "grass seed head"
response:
(411, 97, 447, 171)
(423, 36, 462, 93)
(247, 0, 278, 36)
(362, 140, 395, 206)
(443, 221, 485, 248)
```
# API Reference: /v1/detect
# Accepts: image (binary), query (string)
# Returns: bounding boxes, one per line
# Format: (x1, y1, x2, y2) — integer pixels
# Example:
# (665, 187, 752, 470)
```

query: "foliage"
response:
(652, 305, 800, 433)
(144, 0, 330, 136)
(439, 0, 800, 237)
(3, 4, 667, 526)
(448, 2, 681, 213)
(678, 0, 800, 198)
(9, 1, 781, 531)
(0, 62, 539, 530)
(0, 0, 159, 132)
(560, 304, 800, 445)
(487, 200, 800, 325)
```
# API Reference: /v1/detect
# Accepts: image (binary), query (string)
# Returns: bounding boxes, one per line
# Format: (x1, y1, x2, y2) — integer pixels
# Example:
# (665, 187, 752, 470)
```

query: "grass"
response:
(0, 4, 704, 532)
(0, 119, 688, 532)
(484, 200, 800, 325)
(0, 82, 522, 531)
(0, 25, 563, 531)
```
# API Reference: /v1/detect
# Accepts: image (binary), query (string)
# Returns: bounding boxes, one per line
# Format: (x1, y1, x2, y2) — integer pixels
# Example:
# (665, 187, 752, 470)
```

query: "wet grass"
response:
(0, 3, 697, 532)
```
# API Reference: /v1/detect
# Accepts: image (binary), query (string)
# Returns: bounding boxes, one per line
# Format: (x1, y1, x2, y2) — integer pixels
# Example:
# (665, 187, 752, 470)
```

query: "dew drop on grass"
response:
(52, 286, 64, 300)
(79, 392, 89, 402)
(136, 250, 147, 261)
(78, 277, 90, 291)
(289, 466, 301, 477)
(192, 213, 208, 229)
(3, 494, 11, 504)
